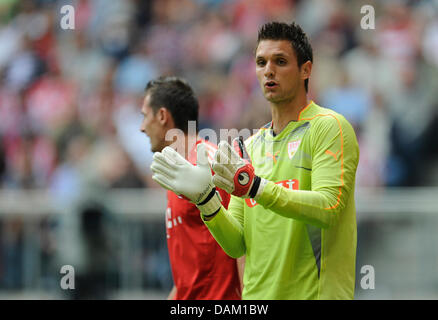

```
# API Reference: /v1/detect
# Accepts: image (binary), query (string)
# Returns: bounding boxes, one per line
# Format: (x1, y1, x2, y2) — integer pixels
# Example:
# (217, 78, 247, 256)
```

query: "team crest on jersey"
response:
(288, 140, 302, 159)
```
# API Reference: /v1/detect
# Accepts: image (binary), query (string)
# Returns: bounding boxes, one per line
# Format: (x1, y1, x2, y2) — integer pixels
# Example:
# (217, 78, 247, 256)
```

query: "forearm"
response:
(201, 206, 246, 258)
(256, 181, 345, 228)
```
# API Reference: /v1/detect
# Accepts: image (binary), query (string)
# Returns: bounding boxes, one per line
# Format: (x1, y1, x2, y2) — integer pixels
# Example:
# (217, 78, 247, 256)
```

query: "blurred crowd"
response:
(0, 0, 438, 294)
(1, 0, 438, 195)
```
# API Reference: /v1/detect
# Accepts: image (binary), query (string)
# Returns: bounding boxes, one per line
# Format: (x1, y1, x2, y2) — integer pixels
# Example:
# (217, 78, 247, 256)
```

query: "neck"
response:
(270, 93, 309, 135)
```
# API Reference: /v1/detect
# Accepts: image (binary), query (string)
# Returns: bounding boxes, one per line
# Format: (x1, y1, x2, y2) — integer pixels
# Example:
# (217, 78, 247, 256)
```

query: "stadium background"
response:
(0, 0, 437, 299)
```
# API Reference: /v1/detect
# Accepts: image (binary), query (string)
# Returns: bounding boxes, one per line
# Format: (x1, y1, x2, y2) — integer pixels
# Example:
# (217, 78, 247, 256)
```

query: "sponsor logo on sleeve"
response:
(245, 179, 299, 208)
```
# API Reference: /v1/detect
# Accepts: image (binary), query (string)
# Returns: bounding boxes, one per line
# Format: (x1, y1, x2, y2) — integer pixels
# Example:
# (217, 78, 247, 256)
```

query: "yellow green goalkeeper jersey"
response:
(203, 101, 360, 300)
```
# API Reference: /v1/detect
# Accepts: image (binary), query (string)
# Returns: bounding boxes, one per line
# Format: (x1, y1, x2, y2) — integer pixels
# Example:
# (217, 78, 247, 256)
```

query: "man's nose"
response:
(264, 61, 275, 78)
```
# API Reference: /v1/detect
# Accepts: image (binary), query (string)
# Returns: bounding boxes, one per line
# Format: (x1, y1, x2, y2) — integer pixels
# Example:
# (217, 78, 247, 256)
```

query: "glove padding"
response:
(150, 143, 221, 216)
(212, 137, 263, 198)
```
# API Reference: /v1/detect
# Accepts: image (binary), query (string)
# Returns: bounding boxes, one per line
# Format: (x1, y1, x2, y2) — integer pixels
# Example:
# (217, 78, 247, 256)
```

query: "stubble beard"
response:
(265, 89, 295, 106)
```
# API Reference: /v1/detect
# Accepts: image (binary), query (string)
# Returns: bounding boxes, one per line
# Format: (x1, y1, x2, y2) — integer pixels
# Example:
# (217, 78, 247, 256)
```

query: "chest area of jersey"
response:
(249, 122, 312, 183)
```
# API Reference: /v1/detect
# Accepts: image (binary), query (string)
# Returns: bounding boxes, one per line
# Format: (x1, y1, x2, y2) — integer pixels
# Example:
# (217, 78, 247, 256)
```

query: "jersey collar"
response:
(264, 101, 315, 140)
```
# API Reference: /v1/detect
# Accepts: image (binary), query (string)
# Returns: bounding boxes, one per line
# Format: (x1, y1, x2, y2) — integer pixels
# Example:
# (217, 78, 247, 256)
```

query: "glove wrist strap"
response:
(253, 177, 267, 200)
(197, 188, 217, 206)
(248, 176, 261, 198)
(197, 188, 222, 217)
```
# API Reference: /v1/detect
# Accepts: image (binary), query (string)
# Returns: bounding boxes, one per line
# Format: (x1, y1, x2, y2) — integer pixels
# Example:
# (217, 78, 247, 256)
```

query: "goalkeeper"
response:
(151, 22, 359, 299)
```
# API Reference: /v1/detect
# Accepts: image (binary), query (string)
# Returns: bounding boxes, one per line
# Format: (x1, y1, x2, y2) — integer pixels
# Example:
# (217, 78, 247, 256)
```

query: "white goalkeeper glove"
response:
(150, 143, 222, 217)
(212, 137, 267, 199)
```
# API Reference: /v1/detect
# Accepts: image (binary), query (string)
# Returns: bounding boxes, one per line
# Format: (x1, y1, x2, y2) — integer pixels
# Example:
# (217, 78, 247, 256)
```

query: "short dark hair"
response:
(145, 76, 199, 133)
(257, 21, 313, 92)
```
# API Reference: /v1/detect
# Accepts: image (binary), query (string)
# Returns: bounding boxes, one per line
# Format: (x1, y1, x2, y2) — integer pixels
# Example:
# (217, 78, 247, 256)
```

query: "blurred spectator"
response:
(0, 218, 24, 289)
(94, 139, 146, 189)
(0, 139, 6, 183)
(377, 1, 420, 71)
(49, 133, 91, 205)
(113, 40, 158, 95)
(4, 35, 45, 92)
(57, 30, 111, 96)
(321, 68, 371, 134)
(72, 201, 115, 299)
(385, 58, 438, 186)
(422, 16, 438, 68)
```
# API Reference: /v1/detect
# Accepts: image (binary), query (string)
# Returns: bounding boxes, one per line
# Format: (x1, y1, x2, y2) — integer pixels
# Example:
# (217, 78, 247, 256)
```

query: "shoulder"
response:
(303, 104, 353, 134)
(306, 105, 359, 155)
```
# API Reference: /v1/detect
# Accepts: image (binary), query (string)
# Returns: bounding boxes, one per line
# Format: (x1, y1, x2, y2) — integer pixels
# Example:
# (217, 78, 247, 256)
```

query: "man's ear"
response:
(157, 107, 176, 129)
(157, 107, 169, 126)
(301, 60, 312, 81)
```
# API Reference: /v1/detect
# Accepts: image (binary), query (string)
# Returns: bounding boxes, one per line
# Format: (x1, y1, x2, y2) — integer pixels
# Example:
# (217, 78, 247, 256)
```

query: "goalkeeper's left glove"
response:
(212, 137, 267, 199)
(150, 143, 222, 217)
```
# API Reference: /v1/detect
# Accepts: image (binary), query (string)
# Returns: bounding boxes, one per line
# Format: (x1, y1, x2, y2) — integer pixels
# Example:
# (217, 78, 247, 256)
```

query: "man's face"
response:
(140, 93, 166, 153)
(255, 40, 303, 104)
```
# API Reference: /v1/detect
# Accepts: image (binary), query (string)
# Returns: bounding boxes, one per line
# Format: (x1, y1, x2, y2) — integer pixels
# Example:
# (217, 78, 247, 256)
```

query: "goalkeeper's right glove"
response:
(212, 137, 267, 199)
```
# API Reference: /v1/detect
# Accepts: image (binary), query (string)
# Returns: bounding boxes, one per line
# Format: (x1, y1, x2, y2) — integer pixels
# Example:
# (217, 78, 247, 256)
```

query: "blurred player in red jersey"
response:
(140, 76, 243, 300)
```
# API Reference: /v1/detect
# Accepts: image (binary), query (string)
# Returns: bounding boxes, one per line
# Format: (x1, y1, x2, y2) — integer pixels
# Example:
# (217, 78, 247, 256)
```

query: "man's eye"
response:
(277, 59, 286, 65)
(257, 60, 266, 66)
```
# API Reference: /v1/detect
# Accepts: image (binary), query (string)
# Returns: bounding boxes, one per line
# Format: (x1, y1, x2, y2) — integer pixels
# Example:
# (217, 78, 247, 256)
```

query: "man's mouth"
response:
(264, 80, 278, 89)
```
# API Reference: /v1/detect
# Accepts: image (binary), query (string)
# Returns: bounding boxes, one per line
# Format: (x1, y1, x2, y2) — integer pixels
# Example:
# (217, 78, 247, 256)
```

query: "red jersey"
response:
(166, 140, 241, 300)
